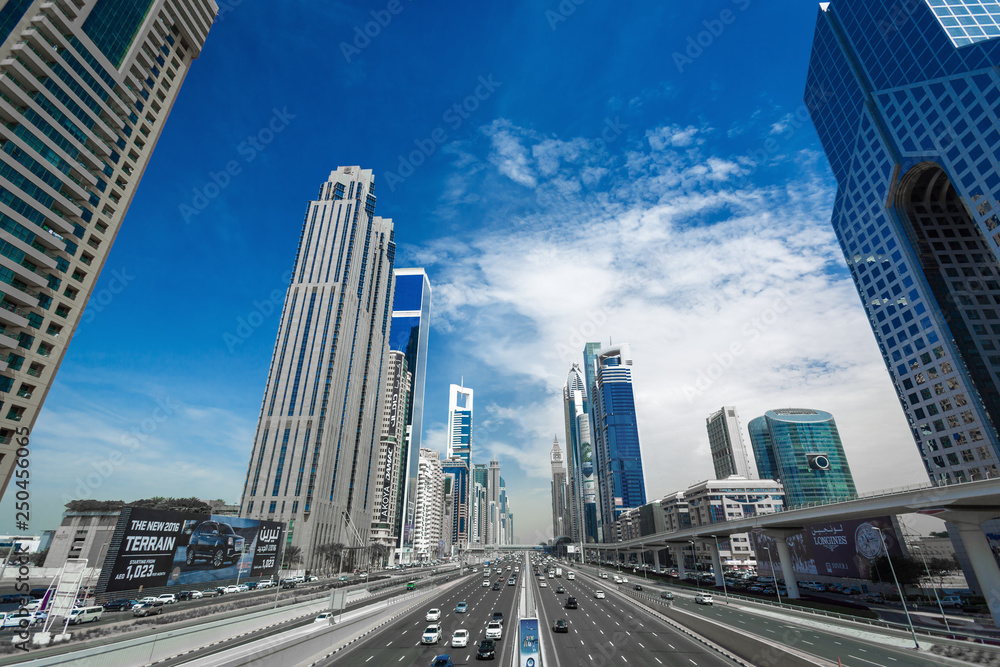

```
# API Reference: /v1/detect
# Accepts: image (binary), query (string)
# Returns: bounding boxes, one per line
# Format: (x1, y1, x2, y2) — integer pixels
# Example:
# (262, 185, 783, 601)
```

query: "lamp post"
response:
(712, 535, 730, 604)
(762, 545, 782, 605)
(688, 540, 699, 589)
(911, 544, 951, 633)
(874, 527, 920, 649)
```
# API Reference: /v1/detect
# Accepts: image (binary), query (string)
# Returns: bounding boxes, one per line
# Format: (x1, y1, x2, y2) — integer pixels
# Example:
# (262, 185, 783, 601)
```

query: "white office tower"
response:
(706, 406, 756, 480)
(370, 351, 411, 549)
(0, 0, 218, 500)
(447, 383, 473, 465)
(413, 447, 444, 560)
(487, 457, 501, 545)
(240, 167, 396, 571)
(562, 365, 587, 541)
(550, 436, 568, 539)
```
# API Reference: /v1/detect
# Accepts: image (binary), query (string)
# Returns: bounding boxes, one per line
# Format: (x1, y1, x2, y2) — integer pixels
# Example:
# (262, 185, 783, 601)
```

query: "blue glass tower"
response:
(441, 457, 470, 548)
(747, 409, 857, 507)
(805, 0, 1000, 486)
(581, 342, 602, 542)
(591, 344, 647, 542)
(447, 384, 473, 466)
(390, 268, 431, 549)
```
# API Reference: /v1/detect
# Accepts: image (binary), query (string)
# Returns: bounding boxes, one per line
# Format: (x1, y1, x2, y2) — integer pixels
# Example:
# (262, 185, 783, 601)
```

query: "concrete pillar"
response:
(955, 520, 1000, 627)
(653, 549, 660, 572)
(672, 545, 685, 580)
(773, 538, 801, 600)
(710, 542, 725, 588)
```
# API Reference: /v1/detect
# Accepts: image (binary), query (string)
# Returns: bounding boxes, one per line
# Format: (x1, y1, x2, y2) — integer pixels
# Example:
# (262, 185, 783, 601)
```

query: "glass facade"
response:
(806, 0, 1000, 486)
(82, 0, 156, 68)
(748, 409, 857, 507)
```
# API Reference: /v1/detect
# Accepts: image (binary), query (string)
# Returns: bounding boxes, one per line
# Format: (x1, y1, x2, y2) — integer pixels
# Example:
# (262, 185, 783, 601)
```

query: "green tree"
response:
(283, 545, 303, 569)
(929, 531, 950, 538)
(924, 556, 959, 589)
(869, 555, 924, 589)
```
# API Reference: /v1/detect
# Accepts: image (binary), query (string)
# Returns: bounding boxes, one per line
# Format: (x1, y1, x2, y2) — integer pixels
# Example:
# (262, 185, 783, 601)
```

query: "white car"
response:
(451, 628, 470, 647)
(594, 590, 605, 599)
(189, 590, 204, 599)
(0, 611, 41, 629)
(138, 596, 159, 605)
(695, 594, 714, 606)
(426, 608, 441, 621)
(600, 572, 609, 579)
(258, 580, 275, 588)
(482, 580, 490, 588)
(485, 621, 503, 639)
(612, 576, 622, 584)
(224, 585, 240, 594)
(421, 624, 442, 644)
(156, 594, 177, 605)
(314, 612, 334, 623)
(540, 581, 548, 588)
(621, 577, 629, 583)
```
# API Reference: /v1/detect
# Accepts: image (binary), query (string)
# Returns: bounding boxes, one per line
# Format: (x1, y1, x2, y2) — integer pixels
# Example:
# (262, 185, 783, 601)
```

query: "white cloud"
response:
(483, 119, 537, 188)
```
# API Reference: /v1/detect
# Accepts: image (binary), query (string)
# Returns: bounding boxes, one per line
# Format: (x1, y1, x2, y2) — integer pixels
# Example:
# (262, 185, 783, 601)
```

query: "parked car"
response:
(103, 599, 139, 612)
(421, 624, 442, 644)
(200, 589, 220, 597)
(452, 628, 470, 647)
(477, 638, 497, 660)
(257, 580, 275, 589)
(0, 594, 28, 605)
(184, 520, 246, 568)
(281, 580, 297, 589)
(941, 595, 966, 608)
(863, 593, 885, 604)
(553, 618, 569, 633)
(695, 594, 714, 606)
(175, 591, 194, 601)
(68, 606, 103, 624)
(0, 611, 41, 629)
(138, 597, 160, 605)
(132, 602, 163, 617)
(157, 594, 178, 605)
(223, 585, 240, 594)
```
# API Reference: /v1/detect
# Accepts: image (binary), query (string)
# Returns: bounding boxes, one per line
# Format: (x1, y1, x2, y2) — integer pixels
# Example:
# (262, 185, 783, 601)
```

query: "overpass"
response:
(463, 544, 543, 551)
(590, 477, 1000, 624)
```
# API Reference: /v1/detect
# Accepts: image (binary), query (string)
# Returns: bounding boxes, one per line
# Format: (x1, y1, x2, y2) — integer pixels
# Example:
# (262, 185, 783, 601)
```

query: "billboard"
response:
(99, 507, 283, 593)
(518, 618, 540, 667)
(750, 516, 904, 580)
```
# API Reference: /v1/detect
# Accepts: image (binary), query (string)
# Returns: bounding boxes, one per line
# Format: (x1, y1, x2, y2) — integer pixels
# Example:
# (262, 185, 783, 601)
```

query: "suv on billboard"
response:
(185, 521, 245, 568)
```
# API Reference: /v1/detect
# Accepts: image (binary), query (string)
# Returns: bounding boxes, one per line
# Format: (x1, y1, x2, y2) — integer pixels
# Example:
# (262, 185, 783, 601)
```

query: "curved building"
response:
(748, 409, 856, 507)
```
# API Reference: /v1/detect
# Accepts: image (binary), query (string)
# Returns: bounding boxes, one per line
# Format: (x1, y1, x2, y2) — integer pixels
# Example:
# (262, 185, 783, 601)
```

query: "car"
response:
(281, 580, 297, 589)
(539, 581, 548, 588)
(492, 611, 504, 625)
(564, 596, 578, 609)
(612, 576, 622, 584)
(452, 628, 470, 647)
(220, 585, 238, 594)
(555, 586, 565, 594)
(485, 621, 502, 639)
(456, 602, 468, 613)
(0, 594, 27, 605)
(594, 590, 605, 599)
(236, 584, 250, 592)
(157, 594, 178, 605)
(176, 591, 194, 601)
(0, 611, 41, 629)
(660, 591, 674, 600)
(477, 639, 497, 660)
(482, 580, 490, 588)
(189, 590, 204, 599)
(633, 584, 643, 591)
(68, 606, 104, 624)
(426, 608, 442, 621)
(421, 624, 442, 644)
(138, 596, 160, 605)
(941, 595, 966, 608)
(621, 577, 629, 583)
(863, 593, 885, 604)
(132, 602, 163, 617)
(200, 588, 220, 597)
(553, 618, 569, 633)
(28, 588, 47, 599)
(432, 656, 454, 667)
(508, 578, 516, 586)
(492, 582, 501, 591)
(103, 599, 138, 612)
(185, 520, 246, 568)
(695, 594, 714, 606)
(600, 572, 609, 579)
(315, 612, 334, 623)
(257, 580, 275, 588)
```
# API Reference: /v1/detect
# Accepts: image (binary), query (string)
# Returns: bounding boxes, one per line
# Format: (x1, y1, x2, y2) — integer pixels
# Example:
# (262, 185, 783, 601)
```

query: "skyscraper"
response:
(487, 457, 500, 545)
(805, 0, 1000, 486)
(0, 0, 217, 500)
(370, 351, 411, 550)
(581, 342, 602, 542)
(441, 455, 470, 551)
(562, 365, 586, 541)
(471, 462, 488, 545)
(240, 166, 396, 570)
(447, 383, 473, 466)
(388, 267, 431, 551)
(747, 409, 857, 507)
(706, 406, 756, 479)
(550, 436, 568, 539)
(413, 447, 444, 561)
(591, 343, 647, 541)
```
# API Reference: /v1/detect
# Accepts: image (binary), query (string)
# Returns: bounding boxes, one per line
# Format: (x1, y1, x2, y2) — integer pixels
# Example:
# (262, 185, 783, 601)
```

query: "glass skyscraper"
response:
(806, 0, 1000, 486)
(747, 409, 857, 507)
(388, 267, 430, 550)
(0, 0, 217, 501)
(590, 343, 647, 541)
(447, 383, 473, 466)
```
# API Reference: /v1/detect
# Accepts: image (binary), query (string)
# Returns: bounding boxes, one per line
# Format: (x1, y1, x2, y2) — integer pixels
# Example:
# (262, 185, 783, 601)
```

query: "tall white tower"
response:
(706, 406, 756, 479)
(550, 436, 568, 539)
(447, 383, 473, 465)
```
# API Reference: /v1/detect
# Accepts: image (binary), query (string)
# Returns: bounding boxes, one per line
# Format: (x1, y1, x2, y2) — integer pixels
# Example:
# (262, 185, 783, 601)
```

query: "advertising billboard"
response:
(99, 507, 283, 593)
(519, 618, 540, 667)
(750, 516, 904, 580)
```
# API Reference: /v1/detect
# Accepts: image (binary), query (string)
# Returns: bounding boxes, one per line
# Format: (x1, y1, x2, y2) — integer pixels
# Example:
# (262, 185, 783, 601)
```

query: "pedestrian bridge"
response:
(462, 544, 543, 551)
(592, 477, 1000, 624)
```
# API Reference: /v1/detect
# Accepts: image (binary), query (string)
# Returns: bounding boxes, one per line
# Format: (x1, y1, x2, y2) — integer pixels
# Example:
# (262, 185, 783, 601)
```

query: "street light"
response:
(762, 545, 782, 606)
(910, 544, 951, 633)
(688, 540, 699, 589)
(874, 527, 920, 649)
(712, 535, 730, 604)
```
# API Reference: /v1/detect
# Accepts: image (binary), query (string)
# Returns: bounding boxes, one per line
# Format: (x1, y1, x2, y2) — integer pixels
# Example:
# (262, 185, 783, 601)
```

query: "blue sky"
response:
(1, 0, 940, 543)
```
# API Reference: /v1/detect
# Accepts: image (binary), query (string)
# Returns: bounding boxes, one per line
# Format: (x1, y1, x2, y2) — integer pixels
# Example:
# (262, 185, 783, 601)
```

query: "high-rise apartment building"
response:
(447, 383, 473, 466)
(487, 457, 500, 545)
(805, 0, 1000, 486)
(591, 343, 647, 541)
(747, 409, 857, 507)
(441, 455, 469, 550)
(388, 267, 430, 549)
(0, 0, 217, 499)
(471, 462, 487, 545)
(706, 407, 756, 479)
(550, 436, 568, 539)
(370, 351, 410, 549)
(413, 447, 444, 561)
(240, 166, 396, 570)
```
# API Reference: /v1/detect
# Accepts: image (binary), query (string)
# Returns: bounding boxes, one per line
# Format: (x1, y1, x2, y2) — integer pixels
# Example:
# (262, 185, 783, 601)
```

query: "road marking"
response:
(365, 657, 373, 662)
(689, 660, 697, 665)
(848, 655, 885, 666)
(802, 640, 814, 646)
(638, 642, 644, 648)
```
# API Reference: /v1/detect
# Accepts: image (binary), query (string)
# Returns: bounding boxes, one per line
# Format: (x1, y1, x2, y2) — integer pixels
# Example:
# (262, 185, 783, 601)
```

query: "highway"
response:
(322, 563, 521, 666)
(574, 563, 964, 667)
(531, 564, 739, 667)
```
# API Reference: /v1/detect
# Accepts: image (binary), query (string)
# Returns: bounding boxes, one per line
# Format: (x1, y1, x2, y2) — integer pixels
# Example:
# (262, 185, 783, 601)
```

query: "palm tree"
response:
(282, 545, 302, 576)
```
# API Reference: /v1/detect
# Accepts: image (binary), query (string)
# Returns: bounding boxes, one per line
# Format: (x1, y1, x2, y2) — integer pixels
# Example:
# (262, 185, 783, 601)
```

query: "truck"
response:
(555, 567, 563, 578)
